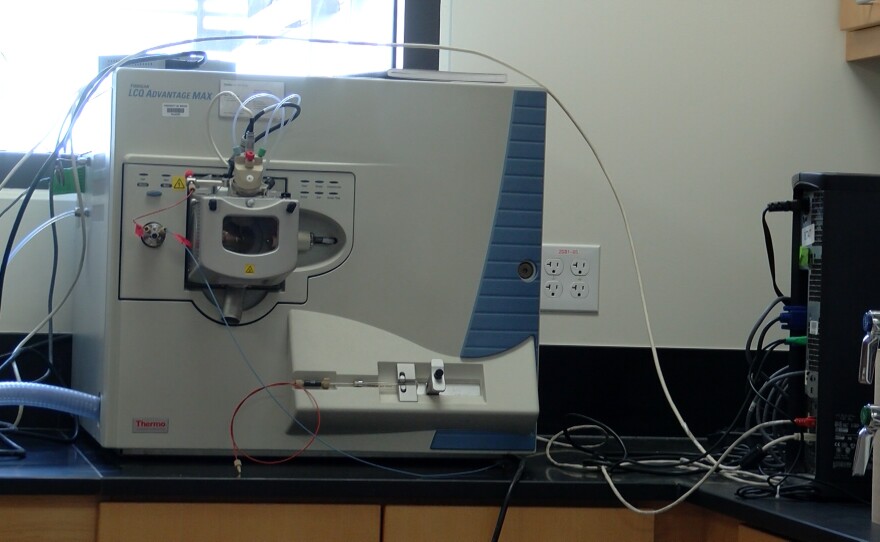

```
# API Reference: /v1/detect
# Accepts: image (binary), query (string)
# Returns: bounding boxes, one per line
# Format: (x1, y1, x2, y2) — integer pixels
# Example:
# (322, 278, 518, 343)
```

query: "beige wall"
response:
(443, 1, 880, 348)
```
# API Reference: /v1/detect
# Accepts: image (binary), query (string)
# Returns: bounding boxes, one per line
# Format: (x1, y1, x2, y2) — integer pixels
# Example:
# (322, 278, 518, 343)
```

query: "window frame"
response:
(0, 0, 442, 187)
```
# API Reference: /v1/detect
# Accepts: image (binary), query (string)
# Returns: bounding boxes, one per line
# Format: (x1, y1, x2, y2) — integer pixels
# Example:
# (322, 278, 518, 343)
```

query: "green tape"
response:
(798, 246, 810, 270)
(52, 166, 86, 195)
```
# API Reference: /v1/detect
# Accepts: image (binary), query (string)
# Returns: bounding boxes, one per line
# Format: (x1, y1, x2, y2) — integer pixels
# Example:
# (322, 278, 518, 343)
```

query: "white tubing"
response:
(0, 382, 99, 419)
(9, 209, 77, 263)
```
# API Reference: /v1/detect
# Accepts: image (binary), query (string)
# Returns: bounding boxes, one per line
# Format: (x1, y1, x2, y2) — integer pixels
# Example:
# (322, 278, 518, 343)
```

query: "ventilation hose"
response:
(0, 382, 99, 420)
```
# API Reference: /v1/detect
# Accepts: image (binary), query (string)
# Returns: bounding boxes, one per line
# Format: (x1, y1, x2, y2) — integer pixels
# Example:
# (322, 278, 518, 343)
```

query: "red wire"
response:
(132, 187, 195, 237)
(230, 382, 321, 466)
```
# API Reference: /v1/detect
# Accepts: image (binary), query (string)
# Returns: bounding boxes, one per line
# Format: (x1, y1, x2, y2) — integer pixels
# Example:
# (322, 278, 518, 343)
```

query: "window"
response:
(0, 0, 439, 155)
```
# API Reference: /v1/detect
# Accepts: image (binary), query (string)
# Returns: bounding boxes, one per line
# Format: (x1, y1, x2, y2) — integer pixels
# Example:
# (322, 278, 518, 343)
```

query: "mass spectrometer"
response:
(70, 68, 547, 455)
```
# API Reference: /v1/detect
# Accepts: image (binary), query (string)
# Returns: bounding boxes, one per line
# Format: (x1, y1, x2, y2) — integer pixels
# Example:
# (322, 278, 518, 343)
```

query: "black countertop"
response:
(0, 434, 875, 542)
(693, 481, 878, 542)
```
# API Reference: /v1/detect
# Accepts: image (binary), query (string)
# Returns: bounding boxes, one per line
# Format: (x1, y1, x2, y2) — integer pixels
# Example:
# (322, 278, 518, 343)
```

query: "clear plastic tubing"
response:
(232, 93, 281, 149)
(9, 209, 77, 263)
(264, 93, 302, 144)
(0, 382, 99, 419)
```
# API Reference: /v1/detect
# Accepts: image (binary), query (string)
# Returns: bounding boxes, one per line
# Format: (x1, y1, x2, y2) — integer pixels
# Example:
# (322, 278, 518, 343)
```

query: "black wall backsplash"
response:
(537, 345, 785, 439)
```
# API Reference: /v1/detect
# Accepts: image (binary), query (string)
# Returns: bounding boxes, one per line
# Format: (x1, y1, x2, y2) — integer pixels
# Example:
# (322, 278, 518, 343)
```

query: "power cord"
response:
(490, 456, 529, 542)
(761, 200, 800, 298)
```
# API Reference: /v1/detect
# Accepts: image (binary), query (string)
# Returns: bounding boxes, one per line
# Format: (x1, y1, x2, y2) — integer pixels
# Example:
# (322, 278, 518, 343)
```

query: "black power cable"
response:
(761, 200, 799, 298)
(246, 102, 302, 143)
(490, 456, 528, 542)
(47, 175, 58, 369)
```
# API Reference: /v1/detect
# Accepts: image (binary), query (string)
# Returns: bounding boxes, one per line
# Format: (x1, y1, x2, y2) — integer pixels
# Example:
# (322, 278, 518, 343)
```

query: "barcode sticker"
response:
(162, 103, 189, 117)
(801, 223, 815, 246)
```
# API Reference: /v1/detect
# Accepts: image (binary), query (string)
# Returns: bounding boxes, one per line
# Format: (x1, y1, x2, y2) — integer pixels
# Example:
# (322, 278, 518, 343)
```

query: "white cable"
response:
(601, 420, 792, 515)
(543, 426, 609, 471)
(537, 425, 607, 450)
(127, 37, 708, 461)
(8, 209, 77, 263)
(0, 147, 37, 193)
(762, 433, 801, 452)
(544, 430, 597, 471)
(232, 93, 281, 150)
(0, 116, 64, 194)
(0, 190, 29, 222)
(542, 426, 761, 483)
(317, 36, 709, 458)
(263, 93, 302, 170)
(264, 93, 301, 145)
(86, 35, 716, 478)
(543, 425, 763, 481)
(0, 35, 706, 481)
(10, 361, 22, 428)
(206, 91, 252, 165)
(6, 150, 87, 365)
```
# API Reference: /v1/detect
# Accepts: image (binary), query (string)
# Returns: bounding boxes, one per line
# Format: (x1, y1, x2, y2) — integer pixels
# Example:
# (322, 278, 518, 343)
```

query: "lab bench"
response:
(0, 434, 872, 542)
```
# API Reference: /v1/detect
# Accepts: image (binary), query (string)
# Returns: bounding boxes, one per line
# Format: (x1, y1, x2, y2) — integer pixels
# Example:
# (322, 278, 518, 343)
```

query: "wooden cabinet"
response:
(0, 498, 794, 541)
(383, 505, 654, 542)
(657, 505, 787, 542)
(96, 503, 380, 542)
(840, 0, 880, 60)
(383, 504, 787, 542)
(0, 496, 97, 542)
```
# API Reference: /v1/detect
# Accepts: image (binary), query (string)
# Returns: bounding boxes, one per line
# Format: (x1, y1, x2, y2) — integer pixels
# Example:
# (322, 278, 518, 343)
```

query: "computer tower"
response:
(791, 172, 880, 498)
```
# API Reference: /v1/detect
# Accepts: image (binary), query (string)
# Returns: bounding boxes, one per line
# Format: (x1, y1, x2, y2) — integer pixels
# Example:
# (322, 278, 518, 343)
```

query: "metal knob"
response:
(426, 359, 446, 396)
(140, 222, 166, 248)
(853, 404, 880, 476)
(858, 311, 880, 385)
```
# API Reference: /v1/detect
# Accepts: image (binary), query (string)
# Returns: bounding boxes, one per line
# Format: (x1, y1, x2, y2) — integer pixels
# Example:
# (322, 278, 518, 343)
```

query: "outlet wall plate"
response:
(541, 244, 599, 312)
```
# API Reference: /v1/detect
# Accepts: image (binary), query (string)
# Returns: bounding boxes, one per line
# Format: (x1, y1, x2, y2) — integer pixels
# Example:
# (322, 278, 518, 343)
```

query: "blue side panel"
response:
(460, 90, 546, 359)
(431, 430, 536, 452)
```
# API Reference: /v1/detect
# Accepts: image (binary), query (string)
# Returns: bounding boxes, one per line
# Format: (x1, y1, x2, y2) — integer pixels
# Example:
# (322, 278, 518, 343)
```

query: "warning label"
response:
(244, 264, 255, 274)
(172, 177, 186, 190)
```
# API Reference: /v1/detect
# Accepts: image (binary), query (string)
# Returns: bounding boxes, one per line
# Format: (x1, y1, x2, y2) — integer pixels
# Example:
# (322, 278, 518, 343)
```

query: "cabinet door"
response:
(97, 502, 380, 542)
(0, 495, 97, 542)
(382, 505, 654, 542)
(840, 0, 880, 60)
(841, 0, 880, 30)
(738, 525, 788, 542)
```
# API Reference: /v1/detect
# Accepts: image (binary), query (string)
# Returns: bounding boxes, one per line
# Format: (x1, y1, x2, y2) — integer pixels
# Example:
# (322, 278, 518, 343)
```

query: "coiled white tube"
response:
(0, 382, 99, 419)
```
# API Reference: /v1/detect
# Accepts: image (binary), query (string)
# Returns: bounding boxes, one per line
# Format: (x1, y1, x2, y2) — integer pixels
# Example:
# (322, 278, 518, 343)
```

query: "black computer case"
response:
(791, 172, 880, 498)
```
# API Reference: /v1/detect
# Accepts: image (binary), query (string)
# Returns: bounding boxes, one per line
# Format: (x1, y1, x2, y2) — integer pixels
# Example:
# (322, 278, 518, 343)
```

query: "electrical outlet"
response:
(544, 280, 561, 297)
(541, 244, 599, 312)
(544, 258, 562, 276)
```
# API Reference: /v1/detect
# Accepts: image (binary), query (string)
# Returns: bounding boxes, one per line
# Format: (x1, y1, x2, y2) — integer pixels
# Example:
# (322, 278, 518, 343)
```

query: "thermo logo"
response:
(132, 418, 169, 433)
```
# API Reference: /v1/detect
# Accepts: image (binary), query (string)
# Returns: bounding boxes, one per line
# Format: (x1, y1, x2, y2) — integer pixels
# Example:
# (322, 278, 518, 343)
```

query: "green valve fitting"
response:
(798, 246, 810, 270)
(257, 148, 266, 158)
(862, 405, 872, 427)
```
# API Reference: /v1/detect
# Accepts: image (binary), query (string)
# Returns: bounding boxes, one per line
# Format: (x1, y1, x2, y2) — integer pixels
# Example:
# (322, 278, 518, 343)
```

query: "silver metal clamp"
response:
(853, 404, 880, 476)
(859, 310, 880, 385)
